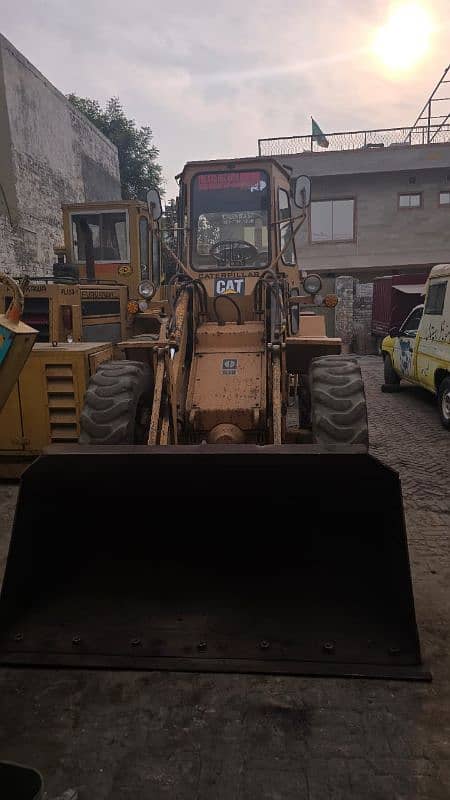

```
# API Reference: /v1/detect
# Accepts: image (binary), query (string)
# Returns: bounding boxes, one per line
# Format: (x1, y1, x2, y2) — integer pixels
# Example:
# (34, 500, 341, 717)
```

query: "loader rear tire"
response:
(79, 360, 153, 445)
(310, 355, 369, 450)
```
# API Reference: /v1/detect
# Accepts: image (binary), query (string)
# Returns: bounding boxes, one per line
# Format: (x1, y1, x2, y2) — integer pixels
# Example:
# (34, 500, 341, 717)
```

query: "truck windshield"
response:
(191, 171, 269, 270)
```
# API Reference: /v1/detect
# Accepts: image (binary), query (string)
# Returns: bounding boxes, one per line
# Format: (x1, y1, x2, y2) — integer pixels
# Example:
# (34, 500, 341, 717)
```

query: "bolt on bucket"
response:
(0, 444, 430, 680)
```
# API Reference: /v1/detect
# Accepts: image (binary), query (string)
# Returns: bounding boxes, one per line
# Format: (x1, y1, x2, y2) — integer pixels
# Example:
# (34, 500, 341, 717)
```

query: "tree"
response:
(67, 95, 163, 200)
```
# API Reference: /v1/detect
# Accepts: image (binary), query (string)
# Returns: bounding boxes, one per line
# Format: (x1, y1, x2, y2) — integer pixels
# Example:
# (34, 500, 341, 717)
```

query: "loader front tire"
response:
(79, 360, 153, 445)
(310, 355, 369, 450)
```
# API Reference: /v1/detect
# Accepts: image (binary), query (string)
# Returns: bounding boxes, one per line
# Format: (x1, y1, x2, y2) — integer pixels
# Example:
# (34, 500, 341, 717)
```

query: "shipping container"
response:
(371, 272, 430, 342)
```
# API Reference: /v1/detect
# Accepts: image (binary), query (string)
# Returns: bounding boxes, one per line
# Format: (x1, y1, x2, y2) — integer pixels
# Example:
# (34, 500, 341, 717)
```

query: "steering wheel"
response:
(254, 251, 269, 268)
(210, 240, 259, 265)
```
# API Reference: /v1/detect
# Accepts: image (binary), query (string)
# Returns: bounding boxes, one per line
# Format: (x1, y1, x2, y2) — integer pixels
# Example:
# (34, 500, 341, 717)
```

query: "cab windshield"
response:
(71, 211, 129, 262)
(191, 170, 269, 270)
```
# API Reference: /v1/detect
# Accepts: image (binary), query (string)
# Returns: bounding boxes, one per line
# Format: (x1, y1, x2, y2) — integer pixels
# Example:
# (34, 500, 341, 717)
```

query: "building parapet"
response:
(258, 124, 450, 157)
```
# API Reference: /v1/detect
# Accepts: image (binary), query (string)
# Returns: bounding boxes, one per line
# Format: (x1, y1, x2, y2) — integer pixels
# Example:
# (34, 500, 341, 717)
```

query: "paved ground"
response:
(0, 356, 449, 800)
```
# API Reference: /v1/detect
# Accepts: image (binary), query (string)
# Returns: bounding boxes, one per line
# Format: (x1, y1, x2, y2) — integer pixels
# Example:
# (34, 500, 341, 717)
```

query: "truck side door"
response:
(392, 305, 424, 382)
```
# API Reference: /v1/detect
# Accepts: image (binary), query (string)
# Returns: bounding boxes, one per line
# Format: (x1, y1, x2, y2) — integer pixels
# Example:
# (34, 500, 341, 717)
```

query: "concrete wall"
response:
(284, 145, 450, 275)
(0, 34, 121, 276)
(334, 277, 378, 355)
(284, 141, 450, 179)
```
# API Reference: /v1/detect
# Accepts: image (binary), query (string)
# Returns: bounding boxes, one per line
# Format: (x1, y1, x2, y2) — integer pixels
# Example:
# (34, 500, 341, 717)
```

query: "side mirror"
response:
(147, 189, 162, 221)
(293, 175, 311, 209)
(389, 326, 399, 338)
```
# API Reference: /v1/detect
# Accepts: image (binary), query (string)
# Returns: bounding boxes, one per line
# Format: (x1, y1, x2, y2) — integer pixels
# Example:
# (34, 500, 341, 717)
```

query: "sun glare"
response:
(372, 3, 433, 73)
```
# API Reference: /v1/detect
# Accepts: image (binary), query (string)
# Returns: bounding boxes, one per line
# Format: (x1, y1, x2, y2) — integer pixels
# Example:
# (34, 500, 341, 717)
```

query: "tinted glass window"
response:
(278, 189, 296, 265)
(152, 232, 160, 285)
(192, 171, 269, 270)
(72, 212, 128, 261)
(139, 217, 149, 279)
(401, 307, 423, 336)
(425, 282, 447, 315)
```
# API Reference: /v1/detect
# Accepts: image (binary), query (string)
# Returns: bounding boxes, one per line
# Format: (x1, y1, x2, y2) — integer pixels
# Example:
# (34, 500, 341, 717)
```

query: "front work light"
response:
(138, 280, 155, 299)
(303, 274, 322, 295)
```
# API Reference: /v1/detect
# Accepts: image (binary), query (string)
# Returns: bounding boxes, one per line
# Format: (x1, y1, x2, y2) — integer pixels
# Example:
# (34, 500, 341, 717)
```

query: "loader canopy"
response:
(0, 445, 429, 680)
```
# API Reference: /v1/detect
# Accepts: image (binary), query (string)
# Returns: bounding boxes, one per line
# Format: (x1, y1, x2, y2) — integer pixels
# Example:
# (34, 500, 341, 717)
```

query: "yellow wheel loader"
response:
(0, 159, 428, 680)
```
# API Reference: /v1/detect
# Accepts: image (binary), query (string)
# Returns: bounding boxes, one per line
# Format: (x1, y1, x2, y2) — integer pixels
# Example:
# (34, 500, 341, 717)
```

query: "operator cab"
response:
(61, 200, 162, 304)
(178, 157, 304, 282)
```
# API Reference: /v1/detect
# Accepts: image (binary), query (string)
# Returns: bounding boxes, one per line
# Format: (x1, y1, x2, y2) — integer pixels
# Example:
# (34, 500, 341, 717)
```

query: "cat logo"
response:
(215, 278, 245, 296)
(221, 358, 238, 375)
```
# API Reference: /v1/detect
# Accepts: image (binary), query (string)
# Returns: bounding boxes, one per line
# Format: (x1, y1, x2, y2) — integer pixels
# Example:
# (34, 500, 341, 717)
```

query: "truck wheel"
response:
(382, 353, 401, 392)
(79, 361, 153, 444)
(310, 355, 369, 450)
(438, 376, 450, 430)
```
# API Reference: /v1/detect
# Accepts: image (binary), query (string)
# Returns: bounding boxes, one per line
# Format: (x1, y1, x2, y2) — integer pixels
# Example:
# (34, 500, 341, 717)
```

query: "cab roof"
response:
(179, 156, 292, 182)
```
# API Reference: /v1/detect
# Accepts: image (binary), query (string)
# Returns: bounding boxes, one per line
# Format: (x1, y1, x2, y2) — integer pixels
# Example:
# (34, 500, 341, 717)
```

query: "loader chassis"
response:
(88, 159, 345, 448)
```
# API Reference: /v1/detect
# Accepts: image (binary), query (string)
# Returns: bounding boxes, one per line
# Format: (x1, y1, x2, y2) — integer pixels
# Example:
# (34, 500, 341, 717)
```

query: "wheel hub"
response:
(442, 389, 450, 421)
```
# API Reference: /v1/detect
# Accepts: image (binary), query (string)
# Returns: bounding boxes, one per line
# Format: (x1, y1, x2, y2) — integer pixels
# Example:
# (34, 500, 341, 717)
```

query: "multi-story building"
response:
(259, 126, 450, 350)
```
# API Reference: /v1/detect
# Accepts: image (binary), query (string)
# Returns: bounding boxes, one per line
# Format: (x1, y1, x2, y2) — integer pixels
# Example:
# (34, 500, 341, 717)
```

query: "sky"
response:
(1, 0, 449, 197)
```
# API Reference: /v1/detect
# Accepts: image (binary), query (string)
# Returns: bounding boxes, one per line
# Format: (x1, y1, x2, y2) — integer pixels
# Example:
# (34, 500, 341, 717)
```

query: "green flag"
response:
(311, 117, 329, 148)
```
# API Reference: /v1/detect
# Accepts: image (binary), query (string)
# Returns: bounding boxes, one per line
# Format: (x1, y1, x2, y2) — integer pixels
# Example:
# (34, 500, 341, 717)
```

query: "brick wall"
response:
(354, 281, 377, 354)
(335, 276, 354, 352)
(334, 276, 379, 354)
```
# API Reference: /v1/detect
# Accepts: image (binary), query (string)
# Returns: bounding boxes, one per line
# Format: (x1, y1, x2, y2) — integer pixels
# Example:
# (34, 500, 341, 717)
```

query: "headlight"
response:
(138, 280, 155, 299)
(303, 274, 322, 295)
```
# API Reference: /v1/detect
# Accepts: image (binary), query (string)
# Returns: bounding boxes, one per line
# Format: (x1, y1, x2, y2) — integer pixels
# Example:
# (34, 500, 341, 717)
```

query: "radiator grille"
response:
(45, 364, 79, 442)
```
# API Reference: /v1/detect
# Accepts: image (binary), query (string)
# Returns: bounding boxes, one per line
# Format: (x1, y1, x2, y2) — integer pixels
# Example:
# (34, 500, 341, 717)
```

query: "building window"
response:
(310, 199, 354, 243)
(398, 193, 422, 208)
(425, 282, 447, 315)
(439, 191, 450, 206)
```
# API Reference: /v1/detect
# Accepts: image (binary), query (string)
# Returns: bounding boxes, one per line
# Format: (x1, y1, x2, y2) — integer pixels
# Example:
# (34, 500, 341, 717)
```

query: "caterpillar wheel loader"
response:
(0, 159, 428, 680)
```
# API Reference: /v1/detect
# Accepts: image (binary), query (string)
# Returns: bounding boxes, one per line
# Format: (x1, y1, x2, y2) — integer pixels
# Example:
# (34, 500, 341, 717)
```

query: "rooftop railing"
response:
(258, 124, 450, 157)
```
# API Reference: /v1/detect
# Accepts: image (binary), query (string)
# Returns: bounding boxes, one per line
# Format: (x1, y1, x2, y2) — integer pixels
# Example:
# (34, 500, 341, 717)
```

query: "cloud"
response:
(1, 0, 449, 195)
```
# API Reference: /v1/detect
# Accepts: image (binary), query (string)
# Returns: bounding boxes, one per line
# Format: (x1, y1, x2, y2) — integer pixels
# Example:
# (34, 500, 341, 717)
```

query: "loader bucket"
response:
(0, 444, 429, 680)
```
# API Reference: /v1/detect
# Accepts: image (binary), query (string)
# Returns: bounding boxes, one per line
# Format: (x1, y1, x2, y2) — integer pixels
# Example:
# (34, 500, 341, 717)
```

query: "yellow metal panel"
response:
(19, 347, 84, 449)
(19, 356, 54, 450)
(0, 383, 24, 449)
(0, 343, 114, 462)
(89, 345, 114, 374)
